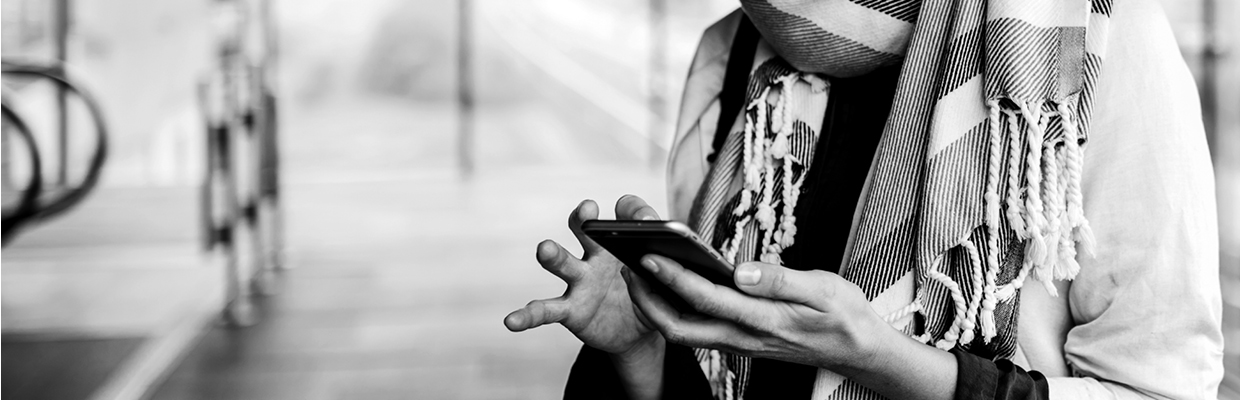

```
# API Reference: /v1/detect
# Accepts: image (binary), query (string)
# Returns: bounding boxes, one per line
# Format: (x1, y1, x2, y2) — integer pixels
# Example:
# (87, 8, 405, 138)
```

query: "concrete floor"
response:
(148, 167, 664, 399)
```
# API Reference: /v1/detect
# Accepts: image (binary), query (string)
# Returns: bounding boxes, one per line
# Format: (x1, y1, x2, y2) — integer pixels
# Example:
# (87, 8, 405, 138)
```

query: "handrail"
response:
(0, 61, 109, 242)
(1, 100, 45, 243)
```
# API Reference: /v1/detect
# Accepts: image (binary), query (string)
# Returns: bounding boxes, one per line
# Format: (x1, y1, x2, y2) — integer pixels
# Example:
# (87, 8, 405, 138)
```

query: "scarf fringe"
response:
(699, 349, 736, 400)
(716, 95, 1099, 378)
(979, 100, 1004, 342)
(710, 72, 821, 392)
(916, 97, 1097, 346)
(703, 68, 1103, 399)
(713, 93, 1100, 383)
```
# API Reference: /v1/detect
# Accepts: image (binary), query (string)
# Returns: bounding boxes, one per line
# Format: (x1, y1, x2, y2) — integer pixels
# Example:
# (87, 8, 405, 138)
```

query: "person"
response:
(504, 0, 1224, 398)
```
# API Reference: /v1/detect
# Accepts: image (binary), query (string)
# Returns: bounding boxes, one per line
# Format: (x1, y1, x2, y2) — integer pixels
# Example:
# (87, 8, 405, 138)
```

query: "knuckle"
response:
(718, 335, 758, 357)
(692, 298, 722, 316)
(748, 337, 779, 358)
(809, 271, 838, 299)
(768, 269, 789, 294)
(661, 269, 683, 291)
(661, 324, 686, 344)
(739, 312, 775, 333)
(523, 305, 543, 321)
(769, 320, 800, 343)
(684, 286, 721, 314)
(724, 338, 756, 357)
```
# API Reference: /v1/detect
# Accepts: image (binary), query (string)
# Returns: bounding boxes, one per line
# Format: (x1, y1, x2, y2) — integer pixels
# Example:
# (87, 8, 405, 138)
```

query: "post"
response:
(1200, 0, 1218, 159)
(648, 0, 668, 170)
(457, 0, 475, 179)
(53, 0, 71, 185)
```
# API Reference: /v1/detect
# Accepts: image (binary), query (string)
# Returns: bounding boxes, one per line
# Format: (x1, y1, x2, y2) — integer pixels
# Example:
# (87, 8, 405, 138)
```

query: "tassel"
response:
(779, 76, 796, 135)
(928, 255, 969, 350)
(883, 299, 924, 326)
(723, 216, 751, 264)
(1057, 100, 1097, 260)
(980, 100, 1004, 342)
(1074, 222, 1097, 258)
(1056, 204, 1082, 279)
(1002, 109, 1028, 238)
(1036, 143, 1060, 286)
(1017, 101, 1049, 271)
(778, 153, 799, 249)
(1052, 144, 1078, 280)
(769, 134, 790, 159)
(958, 240, 985, 346)
(770, 85, 787, 133)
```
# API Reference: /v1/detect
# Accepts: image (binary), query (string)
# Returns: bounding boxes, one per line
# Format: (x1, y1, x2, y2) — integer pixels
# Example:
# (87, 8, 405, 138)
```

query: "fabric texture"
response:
(684, 0, 1116, 398)
(664, 0, 1221, 398)
(952, 348, 1050, 400)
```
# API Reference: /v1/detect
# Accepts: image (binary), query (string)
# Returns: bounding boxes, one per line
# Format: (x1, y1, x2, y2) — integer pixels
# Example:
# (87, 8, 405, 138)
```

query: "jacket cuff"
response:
(952, 348, 1049, 400)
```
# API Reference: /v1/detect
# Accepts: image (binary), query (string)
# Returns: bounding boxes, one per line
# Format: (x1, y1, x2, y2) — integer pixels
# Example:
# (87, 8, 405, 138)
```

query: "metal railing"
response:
(0, 61, 109, 245)
(198, 0, 284, 327)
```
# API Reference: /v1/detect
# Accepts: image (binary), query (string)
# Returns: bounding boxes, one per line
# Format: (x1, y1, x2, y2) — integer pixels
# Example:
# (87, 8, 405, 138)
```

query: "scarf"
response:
(686, 1, 1113, 398)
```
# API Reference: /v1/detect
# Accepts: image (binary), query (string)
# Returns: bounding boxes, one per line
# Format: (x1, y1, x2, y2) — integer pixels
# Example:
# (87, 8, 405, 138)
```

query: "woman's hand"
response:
(504, 195, 668, 400)
(622, 254, 881, 370)
(623, 255, 957, 400)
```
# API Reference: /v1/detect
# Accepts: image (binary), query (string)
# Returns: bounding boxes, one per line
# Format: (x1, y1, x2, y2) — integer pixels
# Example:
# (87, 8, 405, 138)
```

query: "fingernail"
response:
(505, 313, 523, 328)
(641, 257, 660, 274)
(539, 240, 557, 256)
(641, 214, 658, 221)
(736, 265, 761, 286)
(620, 266, 631, 282)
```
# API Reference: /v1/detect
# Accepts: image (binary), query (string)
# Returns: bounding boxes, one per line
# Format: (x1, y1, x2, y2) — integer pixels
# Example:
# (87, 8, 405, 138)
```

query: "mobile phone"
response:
(581, 219, 737, 311)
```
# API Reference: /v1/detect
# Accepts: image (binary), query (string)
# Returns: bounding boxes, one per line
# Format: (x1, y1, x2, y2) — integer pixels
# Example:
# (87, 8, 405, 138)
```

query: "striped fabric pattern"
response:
(686, 1, 1113, 399)
(687, 40, 832, 399)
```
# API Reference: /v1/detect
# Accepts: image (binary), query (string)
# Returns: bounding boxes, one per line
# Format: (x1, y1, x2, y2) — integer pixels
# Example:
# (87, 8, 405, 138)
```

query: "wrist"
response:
(829, 307, 894, 376)
(609, 334, 666, 400)
(832, 312, 958, 400)
(612, 332, 665, 369)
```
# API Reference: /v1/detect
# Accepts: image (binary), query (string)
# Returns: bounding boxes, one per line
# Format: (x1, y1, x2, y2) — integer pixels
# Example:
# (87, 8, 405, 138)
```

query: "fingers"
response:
(637, 254, 776, 330)
(733, 262, 834, 310)
(622, 267, 754, 351)
(536, 239, 583, 283)
(567, 199, 604, 256)
(504, 297, 571, 332)
(615, 194, 660, 221)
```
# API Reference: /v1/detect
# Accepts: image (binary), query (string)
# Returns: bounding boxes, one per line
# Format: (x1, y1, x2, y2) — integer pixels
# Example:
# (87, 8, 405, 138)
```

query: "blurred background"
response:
(0, 0, 1236, 399)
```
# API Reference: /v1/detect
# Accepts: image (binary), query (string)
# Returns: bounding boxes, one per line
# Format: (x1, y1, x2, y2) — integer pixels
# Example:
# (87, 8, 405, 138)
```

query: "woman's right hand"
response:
(503, 195, 664, 360)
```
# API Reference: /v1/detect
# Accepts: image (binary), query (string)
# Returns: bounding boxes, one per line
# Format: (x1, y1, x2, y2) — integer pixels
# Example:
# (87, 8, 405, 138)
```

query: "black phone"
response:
(581, 219, 737, 311)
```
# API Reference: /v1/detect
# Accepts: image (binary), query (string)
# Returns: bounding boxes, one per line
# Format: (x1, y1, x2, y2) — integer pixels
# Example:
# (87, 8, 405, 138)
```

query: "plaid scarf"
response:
(686, 0, 1113, 398)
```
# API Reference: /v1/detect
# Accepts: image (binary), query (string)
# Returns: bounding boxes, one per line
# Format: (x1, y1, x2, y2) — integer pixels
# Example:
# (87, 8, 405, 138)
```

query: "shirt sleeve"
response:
(953, 349, 1049, 400)
(666, 10, 739, 222)
(1051, 0, 1225, 398)
(563, 344, 714, 400)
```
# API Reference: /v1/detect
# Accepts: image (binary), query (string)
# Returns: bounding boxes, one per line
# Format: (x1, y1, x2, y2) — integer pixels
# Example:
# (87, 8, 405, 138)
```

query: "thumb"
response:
(615, 194, 661, 221)
(733, 262, 832, 308)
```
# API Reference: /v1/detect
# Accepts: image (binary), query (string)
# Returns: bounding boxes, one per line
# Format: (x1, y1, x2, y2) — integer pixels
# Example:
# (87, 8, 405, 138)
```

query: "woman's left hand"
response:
(620, 254, 891, 375)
